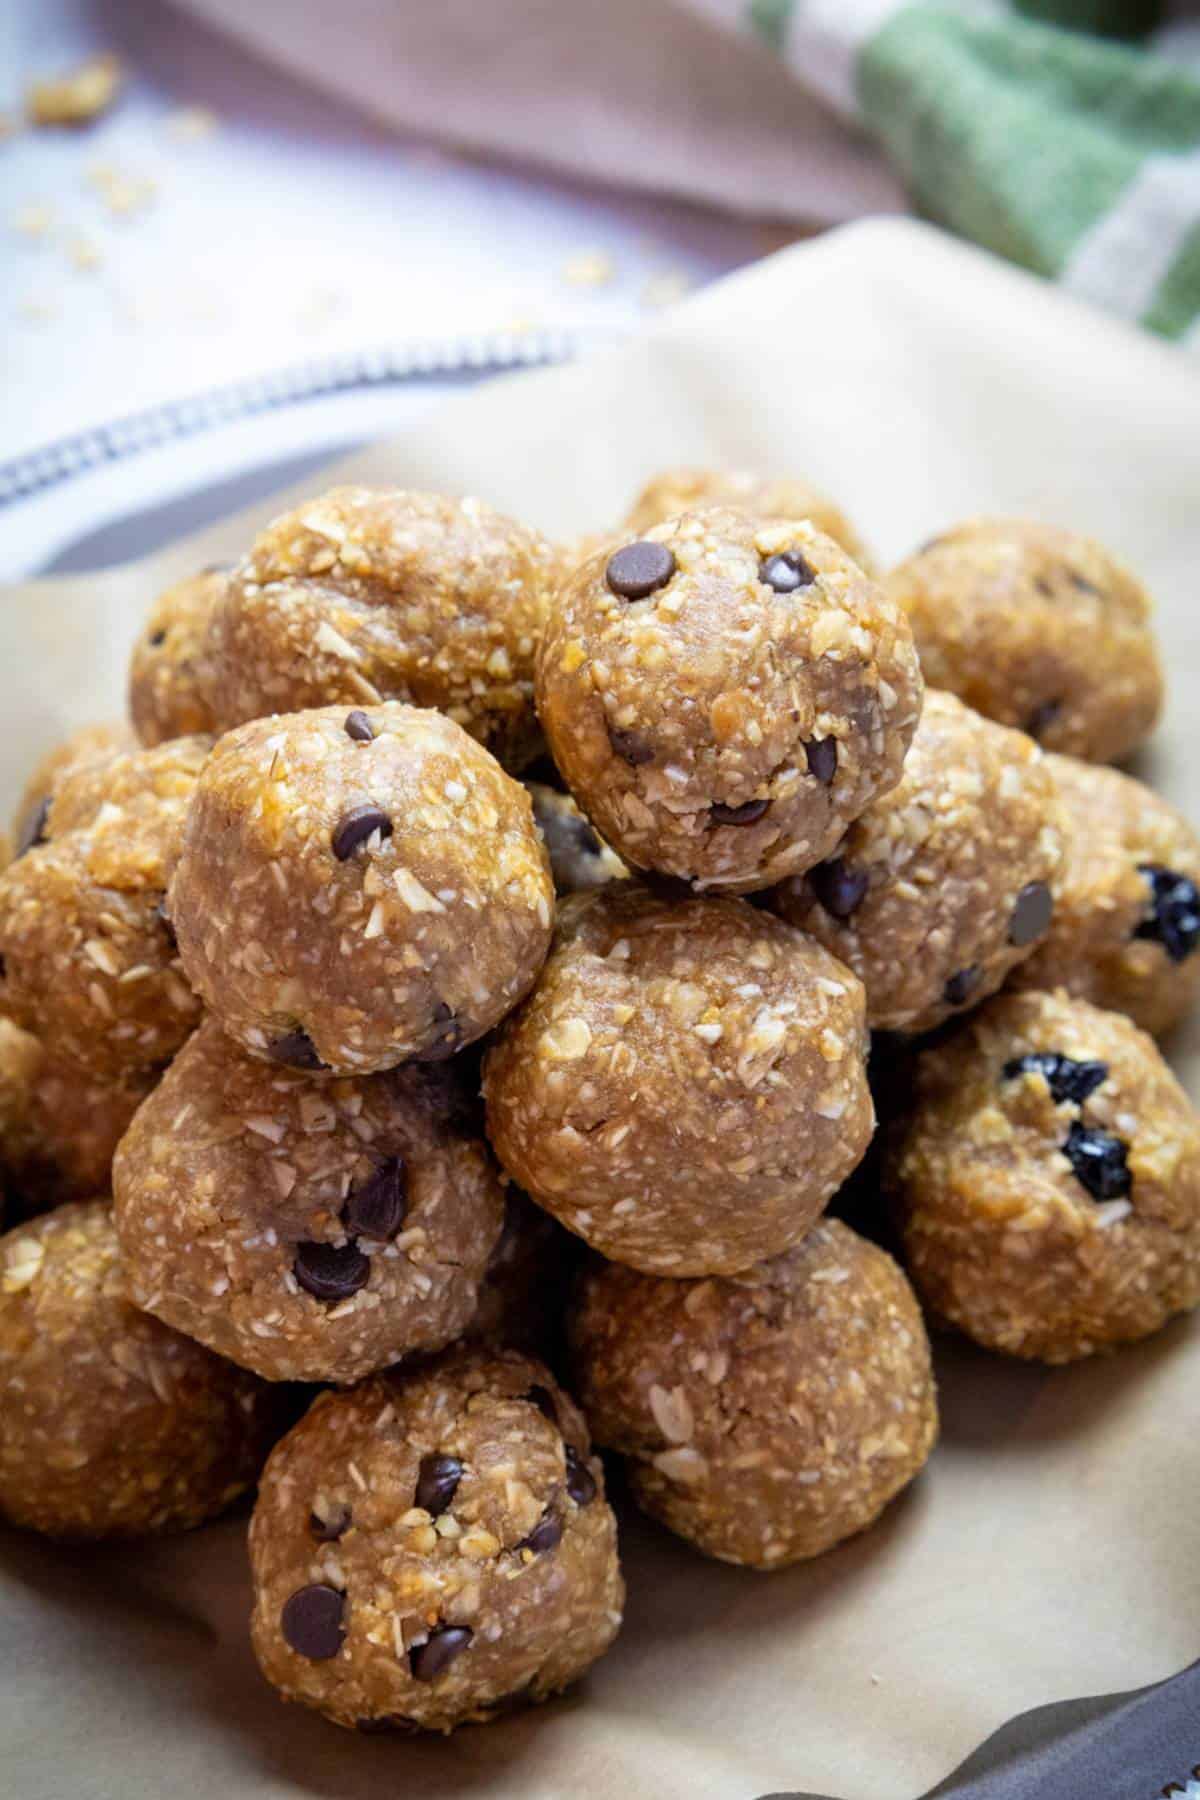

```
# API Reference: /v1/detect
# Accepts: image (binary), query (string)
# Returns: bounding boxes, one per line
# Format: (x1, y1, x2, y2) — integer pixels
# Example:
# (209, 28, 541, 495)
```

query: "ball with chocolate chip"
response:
(207, 487, 556, 773)
(887, 989, 1200, 1362)
(11, 719, 134, 859)
(885, 519, 1163, 763)
(769, 691, 1065, 1035)
(112, 1016, 505, 1384)
(249, 1346, 623, 1732)
(0, 735, 208, 1078)
(167, 703, 553, 1075)
(536, 509, 921, 893)
(570, 1219, 936, 1569)
(1009, 755, 1200, 1038)
(129, 565, 226, 746)
(624, 466, 874, 571)
(0, 1200, 277, 1538)
(526, 782, 627, 896)
(484, 884, 873, 1276)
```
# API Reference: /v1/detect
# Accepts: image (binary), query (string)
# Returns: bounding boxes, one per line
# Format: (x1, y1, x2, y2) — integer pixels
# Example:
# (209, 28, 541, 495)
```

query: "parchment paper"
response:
(2, 219, 1199, 1800)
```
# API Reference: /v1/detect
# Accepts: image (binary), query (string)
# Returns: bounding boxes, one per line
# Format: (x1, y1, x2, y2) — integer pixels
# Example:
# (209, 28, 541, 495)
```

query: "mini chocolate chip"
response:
(16, 797, 50, 859)
(1024, 698, 1061, 741)
(1069, 570, 1102, 598)
(943, 966, 981, 1009)
(605, 541, 675, 601)
(608, 726, 654, 767)
(331, 804, 393, 861)
(564, 1445, 597, 1507)
(154, 897, 177, 949)
(148, 628, 167, 647)
(293, 1240, 371, 1302)
(1009, 880, 1053, 947)
(809, 857, 869, 920)
(805, 738, 838, 786)
(519, 1510, 563, 1556)
(415, 1453, 463, 1518)
(524, 1384, 557, 1422)
(281, 1584, 345, 1660)
(1064, 1119, 1132, 1201)
(414, 1003, 462, 1063)
(268, 1028, 325, 1070)
(710, 798, 768, 827)
(759, 551, 816, 594)
(1135, 864, 1200, 964)
(410, 1625, 473, 1682)
(342, 1156, 407, 1240)
(1003, 1052, 1108, 1107)
(309, 1503, 351, 1542)
(344, 710, 375, 743)
(356, 1715, 420, 1735)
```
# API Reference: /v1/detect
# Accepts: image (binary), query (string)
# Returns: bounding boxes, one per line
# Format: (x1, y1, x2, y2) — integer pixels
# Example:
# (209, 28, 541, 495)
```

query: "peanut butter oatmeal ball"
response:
(888, 989, 1200, 1362)
(12, 719, 134, 858)
(466, 1189, 579, 1356)
(484, 884, 873, 1276)
(168, 703, 553, 1075)
(624, 467, 873, 571)
(249, 1347, 623, 1733)
(112, 1016, 505, 1384)
(571, 1220, 936, 1569)
(769, 691, 1064, 1034)
(0, 1201, 276, 1538)
(886, 519, 1163, 763)
(0, 736, 208, 1079)
(527, 782, 627, 896)
(1009, 755, 1200, 1038)
(207, 488, 555, 772)
(129, 564, 226, 745)
(537, 509, 921, 894)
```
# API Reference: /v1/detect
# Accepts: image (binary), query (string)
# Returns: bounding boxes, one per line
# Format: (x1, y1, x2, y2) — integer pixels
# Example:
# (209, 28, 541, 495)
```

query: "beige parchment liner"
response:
(2, 221, 1198, 1800)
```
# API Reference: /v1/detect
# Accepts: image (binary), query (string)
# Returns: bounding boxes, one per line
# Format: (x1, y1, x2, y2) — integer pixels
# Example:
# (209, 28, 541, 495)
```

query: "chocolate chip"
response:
(1002, 1052, 1108, 1106)
(268, 1028, 325, 1071)
(281, 1584, 345, 1660)
(415, 1453, 463, 1518)
(759, 551, 816, 594)
(409, 1625, 473, 1683)
(1024, 698, 1061, 741)
(608, 726, 654, 767)
(1135, 864, 1200, 964)
(805, 738, 838, 786)
(1063, 1120, 1132, 1201)
(605, 541, 675, 601)
(415, 1003, 462, 1063)
(1009, 880, 1053, 947)
(16, 797, 49, 860)
(1069, 570, 1102, 598)
(943, 966, 981, 1009)
(154, 897, 177, 949)
(331, 804, 393, 861)
(524, 1384, 557, 1422)
(293, 1240, 371, 1302)
(344, 710, 375, 743)
(564, 1445, 597, 1507)
(710, 798, 768, 827)
(809, 857, 869, 920)
(309, 1503, 351, 1542)
(519, 1510, 563, 1555)
(342, 1156, 407, 1240)
(148, 628, 167, 648)
(355, 1715, 420, 1735)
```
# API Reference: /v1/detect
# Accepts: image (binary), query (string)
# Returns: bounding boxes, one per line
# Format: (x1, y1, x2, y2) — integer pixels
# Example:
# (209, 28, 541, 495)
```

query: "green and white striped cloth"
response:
(717, 0, 1200, 343)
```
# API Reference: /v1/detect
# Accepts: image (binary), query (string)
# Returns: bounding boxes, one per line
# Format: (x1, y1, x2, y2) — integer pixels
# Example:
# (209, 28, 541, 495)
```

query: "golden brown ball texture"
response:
(11, 719, 134, 857)
(624, 466, 873, 571)
(888, 989, 1200, 1362)
(129, 565, 226, 745)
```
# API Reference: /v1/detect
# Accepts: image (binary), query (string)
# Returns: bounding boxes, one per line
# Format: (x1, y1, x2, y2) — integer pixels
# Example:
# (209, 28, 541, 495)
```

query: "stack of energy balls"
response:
(1, 471, 1198, 1735)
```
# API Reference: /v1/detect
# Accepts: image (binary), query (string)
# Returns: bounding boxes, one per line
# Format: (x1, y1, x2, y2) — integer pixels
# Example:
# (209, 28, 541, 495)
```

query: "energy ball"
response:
(527, 782, 627, 896)
(12, 719, 134, 857)
(249, 1347, 623, 1733)
(207, 487, 556, 772)
(168, 703, 553, 1075)
(886, 519, 1163, 763)
(113, 1016, 505, 1385)
(0, 1018, 155, 1214)
(570, 1220, 936, 1569)
(484, 884, 873, 1276)
(536, 508, 921, 893)
(0, 1201, 276, 1538)
(0, 736, 208, 1078)
(888, 989, 1200, 1362)
(465, 1188, 579, 1357)
(624, 466, 873, 571)
(129, 564, 226, 745)
(769, 691, 1065, 1034)
(1009, 754, 1200, 1038)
